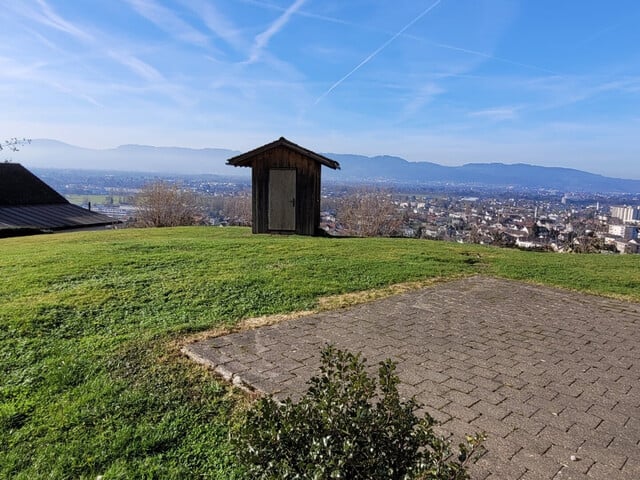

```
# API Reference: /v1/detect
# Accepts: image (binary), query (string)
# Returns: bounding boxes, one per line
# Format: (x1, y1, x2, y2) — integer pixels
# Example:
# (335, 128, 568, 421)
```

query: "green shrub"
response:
(235, 345, 484, 479)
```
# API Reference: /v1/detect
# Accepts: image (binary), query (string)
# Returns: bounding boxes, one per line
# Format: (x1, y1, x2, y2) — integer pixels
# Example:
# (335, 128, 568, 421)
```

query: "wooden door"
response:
(268, 168, 296, 231)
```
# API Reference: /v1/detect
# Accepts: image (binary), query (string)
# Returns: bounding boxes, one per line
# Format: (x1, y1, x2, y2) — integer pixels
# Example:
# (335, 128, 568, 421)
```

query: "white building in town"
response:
(610, 205, 640, 223)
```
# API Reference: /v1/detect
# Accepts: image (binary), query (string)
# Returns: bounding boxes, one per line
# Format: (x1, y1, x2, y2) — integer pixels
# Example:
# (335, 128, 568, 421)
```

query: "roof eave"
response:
(226, 137, 340, 170)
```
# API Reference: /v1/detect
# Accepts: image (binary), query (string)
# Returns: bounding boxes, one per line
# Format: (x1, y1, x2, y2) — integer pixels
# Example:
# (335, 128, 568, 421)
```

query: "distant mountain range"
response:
(322, 154, 640, 193)
(17, 139, 242, 176)
(14, 139, 640, 193)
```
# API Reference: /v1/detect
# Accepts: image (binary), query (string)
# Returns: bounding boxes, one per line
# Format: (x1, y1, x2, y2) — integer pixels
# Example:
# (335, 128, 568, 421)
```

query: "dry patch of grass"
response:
(316, 275, 465, 310)
(180, 275, 467, 350)
(178, 310, 318, 347)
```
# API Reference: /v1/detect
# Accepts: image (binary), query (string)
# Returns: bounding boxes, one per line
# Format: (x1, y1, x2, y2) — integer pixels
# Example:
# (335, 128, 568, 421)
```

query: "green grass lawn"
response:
(1, 227, 639, 478)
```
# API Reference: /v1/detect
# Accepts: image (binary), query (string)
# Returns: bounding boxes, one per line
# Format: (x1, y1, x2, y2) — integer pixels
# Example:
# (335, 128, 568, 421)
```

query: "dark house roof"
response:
(0, 162, 67, 206)
(0, 163, 117, 232)
(226, 137, 340, 170)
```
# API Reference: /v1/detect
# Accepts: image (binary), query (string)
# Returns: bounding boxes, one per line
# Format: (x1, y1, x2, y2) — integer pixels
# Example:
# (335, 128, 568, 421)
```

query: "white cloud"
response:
(0, 56, 48, 81)
(522, 74, 640, 113)
(468, 106, 520, 121)
(107, 51, 165, 83)
(123, 0, 209, 46)
(48, 80, 103, 106)
(33, 0, 93, 42)
(0, 55, 103, 106)
(247, 0, 307, 63)
(180, 0, 247, 52)
(4, 0, 92, 43)
(401, 83, 446, 118)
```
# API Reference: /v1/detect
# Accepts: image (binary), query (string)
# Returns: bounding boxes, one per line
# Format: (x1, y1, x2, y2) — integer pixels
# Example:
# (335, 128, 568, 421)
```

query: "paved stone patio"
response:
(184, 276, 640, 479)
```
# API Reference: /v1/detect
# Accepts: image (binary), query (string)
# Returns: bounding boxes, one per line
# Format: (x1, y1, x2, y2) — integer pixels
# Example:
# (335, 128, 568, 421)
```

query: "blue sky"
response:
(2, 0, 640, 179)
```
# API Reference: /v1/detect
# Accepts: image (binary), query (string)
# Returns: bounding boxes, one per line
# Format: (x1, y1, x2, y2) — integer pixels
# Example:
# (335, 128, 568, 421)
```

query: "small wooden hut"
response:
(226, 137, 340, 235)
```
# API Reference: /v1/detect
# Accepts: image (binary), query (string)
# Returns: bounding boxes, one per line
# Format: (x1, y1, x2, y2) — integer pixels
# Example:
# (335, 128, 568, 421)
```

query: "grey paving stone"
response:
(183, 276, 640, 480)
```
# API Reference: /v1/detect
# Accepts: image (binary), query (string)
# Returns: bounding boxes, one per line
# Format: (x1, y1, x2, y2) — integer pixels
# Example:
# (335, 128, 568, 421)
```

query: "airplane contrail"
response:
(418, 37, 562, 76)
(314, 0, 443, 105)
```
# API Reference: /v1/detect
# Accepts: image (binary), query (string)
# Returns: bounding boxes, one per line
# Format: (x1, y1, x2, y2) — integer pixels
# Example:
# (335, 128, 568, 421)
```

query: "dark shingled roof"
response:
(226, 137, 340, 170)
(0, 163, 67, 206)
(0, 163, 117, 231)
(0, 204, 116, 230)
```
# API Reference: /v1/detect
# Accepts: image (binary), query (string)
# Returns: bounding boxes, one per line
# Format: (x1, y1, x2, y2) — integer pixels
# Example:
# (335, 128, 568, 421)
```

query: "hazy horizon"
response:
(8, 137, 640, 183)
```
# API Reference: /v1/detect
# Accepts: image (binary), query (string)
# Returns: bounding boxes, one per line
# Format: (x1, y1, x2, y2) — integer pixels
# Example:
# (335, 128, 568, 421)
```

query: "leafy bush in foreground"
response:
(236, 345, 484, 479)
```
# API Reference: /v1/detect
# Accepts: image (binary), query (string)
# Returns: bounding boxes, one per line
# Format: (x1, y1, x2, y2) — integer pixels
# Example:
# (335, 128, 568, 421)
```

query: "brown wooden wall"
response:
(251, 146, 321, 235)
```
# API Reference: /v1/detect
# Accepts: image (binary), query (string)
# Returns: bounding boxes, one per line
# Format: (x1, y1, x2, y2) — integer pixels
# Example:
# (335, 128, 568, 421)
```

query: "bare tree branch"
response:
(336, 187, 403, 237)
(222, 195, 252, 226)
(133, 181, 203, 227)
(1, 138, 31, 161)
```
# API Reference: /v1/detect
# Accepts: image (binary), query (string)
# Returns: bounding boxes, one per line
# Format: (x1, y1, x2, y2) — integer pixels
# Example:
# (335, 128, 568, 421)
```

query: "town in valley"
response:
(36, 168, 640, 254)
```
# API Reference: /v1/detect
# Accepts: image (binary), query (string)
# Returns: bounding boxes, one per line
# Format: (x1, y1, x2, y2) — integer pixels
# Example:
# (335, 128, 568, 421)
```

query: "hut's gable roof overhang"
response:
(226, 137, 340, 170)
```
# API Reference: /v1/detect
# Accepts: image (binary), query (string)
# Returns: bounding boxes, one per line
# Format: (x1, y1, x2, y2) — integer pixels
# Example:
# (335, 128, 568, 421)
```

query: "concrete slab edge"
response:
(181, 346, 268, 396)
